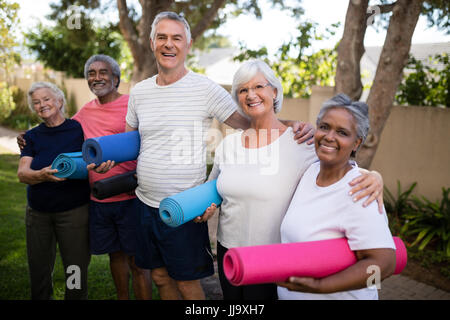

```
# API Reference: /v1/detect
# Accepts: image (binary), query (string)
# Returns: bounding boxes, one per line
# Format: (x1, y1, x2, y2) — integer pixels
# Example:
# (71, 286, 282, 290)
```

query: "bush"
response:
(403, 187, 450, 255)
(0, 82, 16, 121)
(384, 181, 450, 257)
(384, 181, 417, 235)
(0, 85, 40, 131)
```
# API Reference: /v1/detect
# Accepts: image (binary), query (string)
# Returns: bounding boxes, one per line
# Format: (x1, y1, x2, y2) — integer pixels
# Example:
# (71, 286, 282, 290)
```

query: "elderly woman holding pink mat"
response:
(277, 94, 396, 300)
(200, 60, 385, 300)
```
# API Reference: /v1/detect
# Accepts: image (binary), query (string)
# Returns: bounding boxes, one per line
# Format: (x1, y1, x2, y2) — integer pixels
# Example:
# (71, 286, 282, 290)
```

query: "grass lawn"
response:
(0, 153, 158, 300)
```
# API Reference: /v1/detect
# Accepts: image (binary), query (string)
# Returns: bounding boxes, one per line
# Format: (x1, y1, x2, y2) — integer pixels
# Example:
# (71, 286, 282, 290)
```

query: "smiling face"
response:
(314, 107, 362, 167)
(150, 18, 192, 74)
(31, 88, 64, 121)
(86, 61, 117, 98)
(237, 72, 277, 119)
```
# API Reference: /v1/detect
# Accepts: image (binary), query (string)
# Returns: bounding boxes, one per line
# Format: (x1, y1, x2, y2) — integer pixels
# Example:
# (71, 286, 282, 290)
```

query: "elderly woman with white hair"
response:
(199, 60, 385, 300)
(17, 82, 91, 300)
(277, 94, 396, 300)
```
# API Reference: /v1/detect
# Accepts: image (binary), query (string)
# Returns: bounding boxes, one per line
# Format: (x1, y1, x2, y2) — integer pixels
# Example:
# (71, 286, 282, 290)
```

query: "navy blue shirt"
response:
(20, 119, 90, 212)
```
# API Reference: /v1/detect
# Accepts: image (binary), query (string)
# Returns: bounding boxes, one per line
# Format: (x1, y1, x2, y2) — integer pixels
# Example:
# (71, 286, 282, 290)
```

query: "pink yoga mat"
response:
(223, 237, 407, 286)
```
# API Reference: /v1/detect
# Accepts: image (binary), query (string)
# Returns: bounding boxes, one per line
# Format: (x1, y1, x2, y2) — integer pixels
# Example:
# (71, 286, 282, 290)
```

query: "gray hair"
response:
(316, 93, 370, 157)
(84, 54, 121, 88)
(231, 59, 284, 115)
(150, 11, 192, 44)
(28, 82, 66, 115)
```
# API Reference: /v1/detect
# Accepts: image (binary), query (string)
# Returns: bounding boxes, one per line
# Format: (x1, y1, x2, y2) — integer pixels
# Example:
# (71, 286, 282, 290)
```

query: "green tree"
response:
(40, 0, 304, 83)
(334, 0, 449, 169)
(395, 53, 449, 107)
(234, 21, 339, 98)
(0, 0, 21, 121)
(25, 9, 123, 78)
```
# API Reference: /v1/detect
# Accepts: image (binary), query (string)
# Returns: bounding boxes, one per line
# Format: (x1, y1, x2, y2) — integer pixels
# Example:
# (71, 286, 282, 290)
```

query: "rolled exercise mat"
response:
(92, 170, 138, 200)
(82, 131, 140, 166)
(51, 152, 88, 179)
(159, 179, 223, 227)
(224, 236, 407, 286)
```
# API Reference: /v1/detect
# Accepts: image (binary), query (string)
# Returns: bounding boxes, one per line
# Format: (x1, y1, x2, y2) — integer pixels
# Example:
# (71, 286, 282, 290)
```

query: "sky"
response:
(13, 0, 450, 58)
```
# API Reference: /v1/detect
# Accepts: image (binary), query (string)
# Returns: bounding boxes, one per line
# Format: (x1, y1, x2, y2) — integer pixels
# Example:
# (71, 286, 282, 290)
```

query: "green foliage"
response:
(403, 187, 450, 255)
(395, 53, 449, 107)
(39, 0, 304, 81)
(0, 0, 21, 120)
(384, 181, 417, 220)
(0, 82, 16, 121)
(406, 244, 450, 277)
(384, 181, 450, 257)
(234, 21, 339, 98)
(384, 181, 417, 236)
(422, 0, 450, 34)
(25, 10, 123, 78)
(0, 85, 40, 131)
(0, 0, 21, 71)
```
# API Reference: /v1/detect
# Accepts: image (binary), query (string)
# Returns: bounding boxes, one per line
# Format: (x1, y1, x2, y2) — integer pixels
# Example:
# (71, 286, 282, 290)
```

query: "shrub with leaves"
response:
(403, 187, 450, 256)
(384, 181, 417, 235)
(395, 53, 449, 107)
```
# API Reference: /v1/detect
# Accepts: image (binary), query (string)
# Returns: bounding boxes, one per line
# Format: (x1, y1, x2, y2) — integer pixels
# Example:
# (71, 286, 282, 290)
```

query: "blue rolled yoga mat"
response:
(51, 152, 88, 179)
(159, 180, 223, 228)
(82, 131, 140, 166)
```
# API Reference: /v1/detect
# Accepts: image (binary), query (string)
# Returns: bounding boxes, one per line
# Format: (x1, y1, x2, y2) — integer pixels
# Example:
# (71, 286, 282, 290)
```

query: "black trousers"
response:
(216, 241, 278, 300)
(25, 204, 90, 300)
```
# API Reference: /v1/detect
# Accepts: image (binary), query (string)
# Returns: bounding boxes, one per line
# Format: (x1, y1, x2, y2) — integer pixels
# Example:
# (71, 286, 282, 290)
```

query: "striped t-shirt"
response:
(126, 71, 237, 208)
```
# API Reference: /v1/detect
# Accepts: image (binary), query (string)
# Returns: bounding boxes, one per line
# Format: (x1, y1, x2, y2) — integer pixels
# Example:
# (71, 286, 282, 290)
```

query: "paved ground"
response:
(200, 261, 449, 300)
(200, 248, 450, 300)
(1, 125, 448, 300)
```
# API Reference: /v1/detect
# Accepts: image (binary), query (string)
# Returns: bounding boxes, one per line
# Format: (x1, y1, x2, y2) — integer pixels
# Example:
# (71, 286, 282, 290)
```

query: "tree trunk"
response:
(357, 0, 424, 168)
(335, 0, 369, 101)
(117, 0, 173, 84)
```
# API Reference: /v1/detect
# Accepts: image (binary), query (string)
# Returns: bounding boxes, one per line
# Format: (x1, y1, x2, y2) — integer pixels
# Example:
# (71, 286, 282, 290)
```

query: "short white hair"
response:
(231, 59, 283, 114)
(27, 82, 66, 114)
(150, 11, 191, 44)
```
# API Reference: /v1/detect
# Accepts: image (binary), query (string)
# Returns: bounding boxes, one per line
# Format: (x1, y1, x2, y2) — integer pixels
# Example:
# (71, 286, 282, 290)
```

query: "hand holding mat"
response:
(82, 131, 140, 166)
(51, 152, 88, 179)
(223, 237, 407, 286)
(92, 170, 138, 200)
(159, 180, 223, 227)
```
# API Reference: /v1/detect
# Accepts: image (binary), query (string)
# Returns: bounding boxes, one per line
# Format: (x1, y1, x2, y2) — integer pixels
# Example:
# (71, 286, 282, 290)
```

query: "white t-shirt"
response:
(208, 127, 318, 248)
(278, 161, 396, 300)
(126, 71, 237, 207)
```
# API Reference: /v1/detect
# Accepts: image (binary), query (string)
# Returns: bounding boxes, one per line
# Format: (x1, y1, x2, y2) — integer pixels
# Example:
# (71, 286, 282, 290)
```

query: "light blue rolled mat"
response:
(159, 180, 223, 228)
(51, 152, 88, 179)
(82, 131, 140, 166)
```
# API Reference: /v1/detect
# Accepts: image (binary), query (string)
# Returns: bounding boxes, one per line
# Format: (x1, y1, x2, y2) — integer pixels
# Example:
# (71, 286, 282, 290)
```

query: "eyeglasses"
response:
(237, 83, 272, 96)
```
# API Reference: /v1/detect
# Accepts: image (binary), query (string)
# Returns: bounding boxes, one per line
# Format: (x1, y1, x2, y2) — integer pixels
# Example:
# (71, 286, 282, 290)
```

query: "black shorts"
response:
(134, 197, 214, 281)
